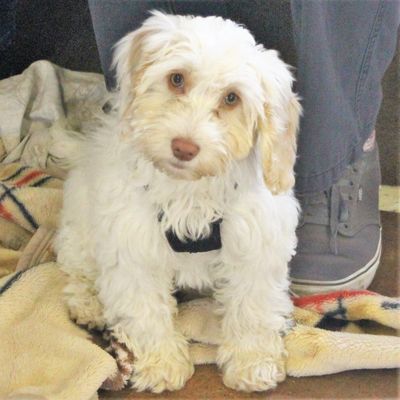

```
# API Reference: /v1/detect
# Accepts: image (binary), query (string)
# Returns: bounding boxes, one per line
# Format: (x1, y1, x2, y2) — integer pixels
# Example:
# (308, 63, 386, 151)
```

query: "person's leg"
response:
(291, 0, 399, 193)
(289, 0, 400, 294)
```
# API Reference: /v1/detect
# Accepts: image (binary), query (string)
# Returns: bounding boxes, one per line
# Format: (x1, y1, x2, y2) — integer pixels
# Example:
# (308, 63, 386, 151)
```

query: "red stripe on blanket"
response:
(292, 290, 378, 308)
(0, 203, 13, 221)
(14, 171, 44, 187)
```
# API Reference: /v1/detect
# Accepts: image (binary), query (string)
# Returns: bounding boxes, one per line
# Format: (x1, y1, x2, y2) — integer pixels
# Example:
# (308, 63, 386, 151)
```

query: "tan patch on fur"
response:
(259, 97, 301, 194)
(195, 156, 228, 178)
(132, 62, 152, 93)
(221, 108, 254, 161)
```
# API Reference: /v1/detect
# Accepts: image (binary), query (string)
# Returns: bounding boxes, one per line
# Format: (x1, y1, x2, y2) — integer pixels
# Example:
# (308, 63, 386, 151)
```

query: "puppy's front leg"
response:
(97, 265, 194, 393)
(214, 262, 292, 392)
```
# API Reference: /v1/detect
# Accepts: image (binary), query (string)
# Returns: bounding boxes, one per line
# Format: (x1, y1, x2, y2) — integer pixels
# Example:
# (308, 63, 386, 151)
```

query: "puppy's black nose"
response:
(171, 138, 200, 161)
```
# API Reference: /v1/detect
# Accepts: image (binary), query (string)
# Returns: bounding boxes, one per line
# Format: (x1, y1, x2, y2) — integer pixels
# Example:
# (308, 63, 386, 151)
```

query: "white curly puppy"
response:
(56, 11, 301, 393)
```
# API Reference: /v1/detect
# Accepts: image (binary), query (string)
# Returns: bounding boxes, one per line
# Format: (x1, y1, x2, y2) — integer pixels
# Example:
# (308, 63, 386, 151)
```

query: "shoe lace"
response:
(300, 163, 362, 255)
(329, 184, 347, 254)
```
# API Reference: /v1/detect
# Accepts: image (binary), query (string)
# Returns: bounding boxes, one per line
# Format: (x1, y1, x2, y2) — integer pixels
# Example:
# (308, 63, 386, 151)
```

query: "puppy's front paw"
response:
(131, 337, 194, 393)
(218, 343, 286, 392)
(64, 285, 105, 330)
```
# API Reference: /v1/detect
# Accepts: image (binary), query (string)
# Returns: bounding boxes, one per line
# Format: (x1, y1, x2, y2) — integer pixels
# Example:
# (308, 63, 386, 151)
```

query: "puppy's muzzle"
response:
(171, 138, 200, 162)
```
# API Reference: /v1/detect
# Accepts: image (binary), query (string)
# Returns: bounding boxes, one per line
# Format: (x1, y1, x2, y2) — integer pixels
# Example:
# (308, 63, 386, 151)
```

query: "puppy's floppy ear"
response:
(112, 26, 150, 112)
(111, 11, 176, 113)
(257, 50, 302, 195)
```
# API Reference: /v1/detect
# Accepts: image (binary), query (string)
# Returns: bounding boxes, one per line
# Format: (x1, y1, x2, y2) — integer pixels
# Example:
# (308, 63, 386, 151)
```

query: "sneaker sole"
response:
(290, 228, 382, 296)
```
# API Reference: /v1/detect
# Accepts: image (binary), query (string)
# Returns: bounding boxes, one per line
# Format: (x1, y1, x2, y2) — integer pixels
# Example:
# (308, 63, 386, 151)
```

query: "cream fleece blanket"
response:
(0, 261, 399, 400)
(0, 263, 116, 400)
(0, 60, 106, 171)
(0, 60, 105, 276)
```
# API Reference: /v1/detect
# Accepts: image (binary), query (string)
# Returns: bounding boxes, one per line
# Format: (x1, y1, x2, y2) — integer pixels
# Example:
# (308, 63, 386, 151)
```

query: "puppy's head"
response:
(113, 11, 301, 194)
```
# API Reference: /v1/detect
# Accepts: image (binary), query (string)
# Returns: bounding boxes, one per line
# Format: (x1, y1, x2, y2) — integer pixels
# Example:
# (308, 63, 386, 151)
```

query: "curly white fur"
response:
(55, 11, 301, 393)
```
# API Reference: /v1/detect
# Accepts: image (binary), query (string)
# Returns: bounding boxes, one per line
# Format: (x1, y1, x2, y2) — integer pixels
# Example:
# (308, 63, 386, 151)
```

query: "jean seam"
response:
(295, 140, 366, 193)
(296, 137, 363, 180)
(354, 0, 386, 133)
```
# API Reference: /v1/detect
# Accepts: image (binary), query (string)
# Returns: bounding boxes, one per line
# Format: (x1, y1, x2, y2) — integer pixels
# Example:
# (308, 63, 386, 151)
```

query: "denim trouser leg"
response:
(291, 0, 400, 193)
(88, 0, 399, 193)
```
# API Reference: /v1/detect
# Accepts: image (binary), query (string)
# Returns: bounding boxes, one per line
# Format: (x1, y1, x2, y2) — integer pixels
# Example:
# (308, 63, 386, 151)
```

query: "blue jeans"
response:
(88, 0, 400, 193)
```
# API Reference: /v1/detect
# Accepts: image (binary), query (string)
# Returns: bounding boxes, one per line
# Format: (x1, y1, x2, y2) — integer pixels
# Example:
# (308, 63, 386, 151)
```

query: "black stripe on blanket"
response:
(0, 183, 39, 229)
(0, 183, 39, 230)
(382, 301, 400, 310)
(316, 316, 350, 331)
(32, 176, 53, 187)
(0, 184, 15, 203)
(0, 269, 26, 296)
(315, 297, 349, 331)
(2, 166, 29, 182)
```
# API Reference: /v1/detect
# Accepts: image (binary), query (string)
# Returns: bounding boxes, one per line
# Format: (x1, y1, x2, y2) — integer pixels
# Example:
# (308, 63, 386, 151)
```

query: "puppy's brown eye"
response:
(170, 73, 184, 88)
(224, 92, 239, 106)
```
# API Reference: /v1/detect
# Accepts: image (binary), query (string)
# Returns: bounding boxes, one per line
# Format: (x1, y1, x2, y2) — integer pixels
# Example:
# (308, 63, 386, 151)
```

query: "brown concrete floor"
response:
(99, 211, 399, 400)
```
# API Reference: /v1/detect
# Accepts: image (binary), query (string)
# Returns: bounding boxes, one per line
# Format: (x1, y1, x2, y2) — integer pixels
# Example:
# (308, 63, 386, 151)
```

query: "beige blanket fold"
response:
(176, 297, 400, 377)
(0, 263, 117, 400)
